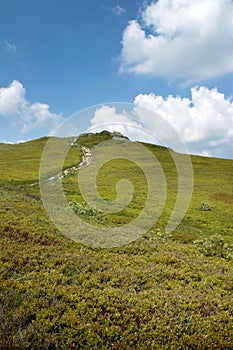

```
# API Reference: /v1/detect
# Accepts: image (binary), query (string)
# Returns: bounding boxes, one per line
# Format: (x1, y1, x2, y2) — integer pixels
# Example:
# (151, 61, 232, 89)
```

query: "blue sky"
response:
(0, 0, 232, 158)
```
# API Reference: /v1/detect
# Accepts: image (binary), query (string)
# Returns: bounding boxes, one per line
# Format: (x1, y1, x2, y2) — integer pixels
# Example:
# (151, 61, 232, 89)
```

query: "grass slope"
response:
(0, 132, 232, 349)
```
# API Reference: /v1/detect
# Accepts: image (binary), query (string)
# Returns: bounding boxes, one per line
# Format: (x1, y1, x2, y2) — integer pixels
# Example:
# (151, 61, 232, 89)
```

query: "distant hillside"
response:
(0, 132, 233, 349)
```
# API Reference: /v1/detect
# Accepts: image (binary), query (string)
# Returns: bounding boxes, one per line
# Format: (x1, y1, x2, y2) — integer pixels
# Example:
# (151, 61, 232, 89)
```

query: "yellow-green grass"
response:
(0, 132, 232, 349)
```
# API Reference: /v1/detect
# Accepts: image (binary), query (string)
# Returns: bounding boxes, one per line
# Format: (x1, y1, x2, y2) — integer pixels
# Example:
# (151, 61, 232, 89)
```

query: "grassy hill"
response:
(0, 132, 232, 349)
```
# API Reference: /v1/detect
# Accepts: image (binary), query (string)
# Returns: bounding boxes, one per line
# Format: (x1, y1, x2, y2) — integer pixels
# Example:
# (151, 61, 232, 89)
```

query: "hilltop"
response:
(0, 132, 233, 349)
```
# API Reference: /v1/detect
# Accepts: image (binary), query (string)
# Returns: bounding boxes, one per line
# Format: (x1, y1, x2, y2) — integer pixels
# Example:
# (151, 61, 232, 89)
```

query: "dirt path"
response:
(48, 146, 92, 182)
(29, 146, 92, 186)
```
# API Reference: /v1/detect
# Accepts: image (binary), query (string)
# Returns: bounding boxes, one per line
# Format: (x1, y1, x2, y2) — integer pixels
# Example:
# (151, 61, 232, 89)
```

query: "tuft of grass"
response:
(199, 201, 212, 211)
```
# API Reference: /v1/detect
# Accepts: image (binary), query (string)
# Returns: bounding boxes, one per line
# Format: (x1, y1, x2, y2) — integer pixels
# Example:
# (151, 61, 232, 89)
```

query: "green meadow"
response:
(0, 131, 232, 349)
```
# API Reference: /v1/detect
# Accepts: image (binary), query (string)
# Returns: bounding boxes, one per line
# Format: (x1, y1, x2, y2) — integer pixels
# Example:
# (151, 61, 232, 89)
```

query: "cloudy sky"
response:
(0, 0, 232, 158)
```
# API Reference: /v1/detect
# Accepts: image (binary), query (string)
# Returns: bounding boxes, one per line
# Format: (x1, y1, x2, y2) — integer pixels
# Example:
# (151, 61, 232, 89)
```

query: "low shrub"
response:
(69, 200, 107, 224)
(194, 234, 233, 259)
(199, 201, 212, 211)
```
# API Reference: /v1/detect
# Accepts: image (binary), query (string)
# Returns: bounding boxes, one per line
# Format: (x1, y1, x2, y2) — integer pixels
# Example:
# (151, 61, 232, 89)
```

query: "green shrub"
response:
(199, 201, 212, 211)
(69, 200, 107, 224)
(193, 234, 233, 259)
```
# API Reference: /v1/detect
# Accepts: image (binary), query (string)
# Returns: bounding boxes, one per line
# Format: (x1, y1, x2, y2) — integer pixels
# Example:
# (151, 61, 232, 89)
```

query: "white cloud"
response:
(0, 80, 63, 133)
(89, 105, 145, 141)
(201, 150, 212, 157)
(4, 40, 17, 52)
(120, 0, 233, 81)
(1, 140, 14, 144)
(135, 86, 233, 158)
(89, 86, 233, 159)
(112, 5, 125, 16)
(17, 140, 28, 144)
(104, 4, 126, 16)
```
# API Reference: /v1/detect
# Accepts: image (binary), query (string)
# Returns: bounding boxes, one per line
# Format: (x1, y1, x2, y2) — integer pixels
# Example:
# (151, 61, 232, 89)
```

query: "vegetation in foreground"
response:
(0, 131, 233, 349)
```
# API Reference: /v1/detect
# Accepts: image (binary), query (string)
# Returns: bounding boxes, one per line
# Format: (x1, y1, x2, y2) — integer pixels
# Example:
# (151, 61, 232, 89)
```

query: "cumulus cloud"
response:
(89, 105, 145, 140)
(17, 140, 28, 144)
(134, 86, 233, 158)
(0, 80, 63, 133)
(1, 140, 14, 145)
(90, 86, 233, 159)
(119, 0, 233, 81)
